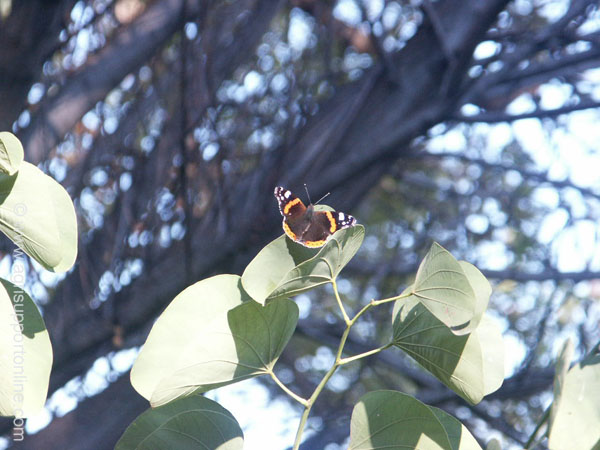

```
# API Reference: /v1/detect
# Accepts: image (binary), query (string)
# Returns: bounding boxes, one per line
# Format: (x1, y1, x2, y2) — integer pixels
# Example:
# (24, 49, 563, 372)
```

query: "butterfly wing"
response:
(274, 186, 357, 248)
(274, 186, 307, 218)
(300, 210, 357, 247)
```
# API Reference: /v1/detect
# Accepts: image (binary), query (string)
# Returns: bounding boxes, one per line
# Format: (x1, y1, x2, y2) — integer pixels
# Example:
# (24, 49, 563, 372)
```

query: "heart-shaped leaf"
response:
(349, 390, 481, 450)
(0, 162, 77, 272)
(412, 243, 481, 333)
(242, 225, 364, 304)
(241, 235, 317, 304)
(115, 393, 243, 450)
(430, 406, 482, 450)
(548, 345, 600, 450)
(150, 297, 298, 406)
(456, 261, 491, 334)
(130, 274, 298, 407)
(0, 279, 52, 417)
(0, 132, 24, 175)
(392, 296, 504, 404)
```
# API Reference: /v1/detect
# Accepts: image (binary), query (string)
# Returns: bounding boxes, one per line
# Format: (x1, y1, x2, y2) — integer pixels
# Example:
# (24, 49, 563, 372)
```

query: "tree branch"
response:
(416, 151, 600, 202)
(18, 0, 192, 163)
(347, 259, 600, 283)
(453, 99, 600, 124)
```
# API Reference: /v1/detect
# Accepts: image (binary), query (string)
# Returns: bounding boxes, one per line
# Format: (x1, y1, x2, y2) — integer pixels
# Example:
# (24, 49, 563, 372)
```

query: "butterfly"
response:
(274, 186, 357, 248)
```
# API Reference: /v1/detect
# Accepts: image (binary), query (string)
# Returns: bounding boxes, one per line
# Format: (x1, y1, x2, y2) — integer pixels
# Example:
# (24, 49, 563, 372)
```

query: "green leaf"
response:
(0, 132, 24, 175)
(349, 390, 481, 450)
(242, 225, 364, 304)
(392, 297, 504, 404)
(0, 278, 52, 417)
(412, 243, 481, 333)
(131, 275, 249, 402)
(430, 406, 482, 450)
(115, 393, 243, 450)
(150, 297, 298, 406)
(0, 162, 77, 272)
(456, 261, 491, 334)
(548, 346, 600, 450)
(241, 235, 317, 304)
(130, 275, 298, 407)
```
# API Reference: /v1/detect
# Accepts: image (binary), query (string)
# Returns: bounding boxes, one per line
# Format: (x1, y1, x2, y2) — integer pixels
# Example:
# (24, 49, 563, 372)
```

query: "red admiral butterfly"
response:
(274, 186, 357, 248)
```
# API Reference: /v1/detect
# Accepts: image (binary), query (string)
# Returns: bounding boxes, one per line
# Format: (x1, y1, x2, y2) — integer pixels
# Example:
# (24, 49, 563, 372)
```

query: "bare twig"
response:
(453, 98, 600, 124)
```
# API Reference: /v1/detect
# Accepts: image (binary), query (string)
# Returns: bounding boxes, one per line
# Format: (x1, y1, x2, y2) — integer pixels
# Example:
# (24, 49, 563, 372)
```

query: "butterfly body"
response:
(274, 186, 356, 248)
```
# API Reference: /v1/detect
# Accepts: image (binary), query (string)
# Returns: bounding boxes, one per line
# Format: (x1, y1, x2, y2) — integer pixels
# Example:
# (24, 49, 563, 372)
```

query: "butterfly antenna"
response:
(304, 183, 312, 204)
(304, 183, 330, 205)
(314, 191, 330, 205)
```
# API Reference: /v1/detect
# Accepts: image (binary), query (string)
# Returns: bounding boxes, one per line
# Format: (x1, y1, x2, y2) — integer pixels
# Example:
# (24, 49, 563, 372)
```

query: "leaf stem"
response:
(351, 291, 412, 326)
(373, 292, 412, 305)
(292, 287, 411, 448)
(292, 322, 353, 450)
(331, 278, 350, 325)
(524, 406, 550, 449)
(268, 370, 308, 406)
(339, 342, 392, 365)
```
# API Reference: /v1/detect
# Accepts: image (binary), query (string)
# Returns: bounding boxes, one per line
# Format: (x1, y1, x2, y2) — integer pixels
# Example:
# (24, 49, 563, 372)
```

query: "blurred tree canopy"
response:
(1, 0, 600, 448)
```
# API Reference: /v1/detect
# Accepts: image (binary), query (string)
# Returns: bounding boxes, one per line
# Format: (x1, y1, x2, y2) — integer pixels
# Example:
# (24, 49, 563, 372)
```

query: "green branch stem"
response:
(524, 406, 550, 449)
(339, 342, 392, 365)
(291, 283, 412, 449)
(292, 319, 352, 450)
(269, 369, 308, 406)
(374, 292, 412, 305)
(331, 278, 350, 324)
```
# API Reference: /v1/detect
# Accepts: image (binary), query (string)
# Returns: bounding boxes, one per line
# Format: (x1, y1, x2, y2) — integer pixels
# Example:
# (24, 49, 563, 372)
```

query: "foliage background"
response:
(1, 0, 600, 448)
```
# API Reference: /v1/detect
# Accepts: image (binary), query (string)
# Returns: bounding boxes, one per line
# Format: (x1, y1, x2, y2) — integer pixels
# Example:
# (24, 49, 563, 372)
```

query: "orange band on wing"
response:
(283, 221, 327, 247)
(304, 239, 326, 247)
(282, 221, 298, 240)
(324, 211, 337, 233)
(283, 198, 301, 215)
